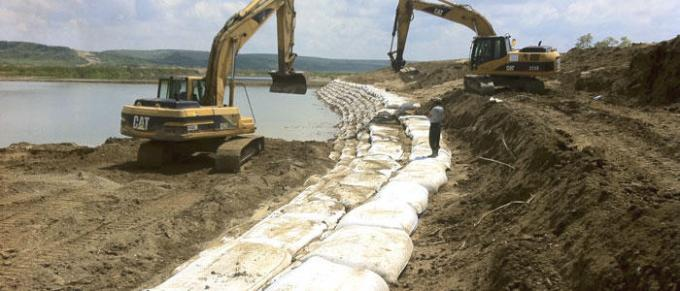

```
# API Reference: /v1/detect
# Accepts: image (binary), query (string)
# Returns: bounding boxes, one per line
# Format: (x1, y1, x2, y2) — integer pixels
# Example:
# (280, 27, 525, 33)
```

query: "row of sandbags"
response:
(262, 83, 452, 290)
(150, 81, 418, 291)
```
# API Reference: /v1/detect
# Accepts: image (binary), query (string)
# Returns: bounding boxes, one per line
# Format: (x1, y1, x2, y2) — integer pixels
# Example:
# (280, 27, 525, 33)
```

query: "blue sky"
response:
(1, 0, 678, 60)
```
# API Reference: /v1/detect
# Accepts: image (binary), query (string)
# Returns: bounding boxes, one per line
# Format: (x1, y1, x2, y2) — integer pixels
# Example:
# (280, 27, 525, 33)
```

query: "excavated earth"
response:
(0, 138, 334, 290)
(347, 37, 680, 290)
(2, 36, 679, 291)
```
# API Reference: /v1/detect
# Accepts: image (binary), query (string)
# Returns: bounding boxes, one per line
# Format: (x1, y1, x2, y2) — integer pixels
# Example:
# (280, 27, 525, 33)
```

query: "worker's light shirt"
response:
(429, 106, 444, 124)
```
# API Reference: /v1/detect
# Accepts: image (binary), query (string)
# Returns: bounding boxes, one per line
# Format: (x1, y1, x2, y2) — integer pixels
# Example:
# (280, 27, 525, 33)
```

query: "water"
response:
(0, 81, 338, 147)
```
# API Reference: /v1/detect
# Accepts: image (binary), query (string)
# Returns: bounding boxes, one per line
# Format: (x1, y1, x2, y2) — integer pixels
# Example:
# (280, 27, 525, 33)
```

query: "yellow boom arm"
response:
(389, 0, 496, 71)
(204, 0, 304, 107)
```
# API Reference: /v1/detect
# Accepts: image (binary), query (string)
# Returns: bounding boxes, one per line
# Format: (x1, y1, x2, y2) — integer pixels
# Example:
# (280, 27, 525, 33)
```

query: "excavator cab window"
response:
(191, 79, 207, 103)
(471, 37, 508, 69)
(157, 78, 188, 101)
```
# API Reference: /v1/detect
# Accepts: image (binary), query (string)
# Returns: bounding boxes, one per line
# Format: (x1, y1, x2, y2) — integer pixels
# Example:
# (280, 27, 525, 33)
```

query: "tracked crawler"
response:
(120, 0, 306, 172)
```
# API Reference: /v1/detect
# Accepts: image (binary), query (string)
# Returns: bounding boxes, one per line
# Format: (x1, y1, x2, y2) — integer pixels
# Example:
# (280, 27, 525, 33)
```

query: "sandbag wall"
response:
(149, 80, 451, 290)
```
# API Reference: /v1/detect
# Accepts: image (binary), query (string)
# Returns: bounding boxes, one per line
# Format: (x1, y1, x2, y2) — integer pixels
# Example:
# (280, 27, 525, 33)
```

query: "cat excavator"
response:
(120, 0, 306, 172)
(388, 0, 561, 94)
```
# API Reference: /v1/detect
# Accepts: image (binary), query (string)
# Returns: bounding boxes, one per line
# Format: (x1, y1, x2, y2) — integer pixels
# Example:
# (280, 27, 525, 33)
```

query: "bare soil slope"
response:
(0, 138, 334, 290)
(351, 38, 680, 291)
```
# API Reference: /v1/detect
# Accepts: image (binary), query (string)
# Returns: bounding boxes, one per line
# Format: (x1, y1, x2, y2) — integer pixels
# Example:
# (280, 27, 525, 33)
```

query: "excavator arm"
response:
(388, 0, 496, 71)
(204, 0, 306, 107)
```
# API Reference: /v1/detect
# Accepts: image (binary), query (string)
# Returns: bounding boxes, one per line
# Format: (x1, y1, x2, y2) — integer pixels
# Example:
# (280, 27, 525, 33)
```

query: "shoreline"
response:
(0, 76, 332, 87)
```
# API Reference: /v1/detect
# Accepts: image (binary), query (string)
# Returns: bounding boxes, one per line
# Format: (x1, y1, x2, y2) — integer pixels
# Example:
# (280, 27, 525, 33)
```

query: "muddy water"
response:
(0, 81, 338, 147)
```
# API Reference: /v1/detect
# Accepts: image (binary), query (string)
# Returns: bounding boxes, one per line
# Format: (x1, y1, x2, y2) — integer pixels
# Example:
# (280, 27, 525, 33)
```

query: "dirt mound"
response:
(558, 45, 641, 94)
(395, 90, 680, 290)
(344, 60, 468, 93)
(616, 36, 680, 104)
(0, 138, 334, 290)
(560, 36, 680, 105)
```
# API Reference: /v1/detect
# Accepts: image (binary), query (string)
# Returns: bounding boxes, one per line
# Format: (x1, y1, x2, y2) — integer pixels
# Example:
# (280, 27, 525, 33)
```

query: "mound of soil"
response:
(347, 44, 680, 290)
(396, 90, 680, 291)
(344, 59, 468, 93)
(558, 45, 641, 95)
(617, 36, 680, 105)
(0, 138, 334, 290)
(561, 36, 680, 106)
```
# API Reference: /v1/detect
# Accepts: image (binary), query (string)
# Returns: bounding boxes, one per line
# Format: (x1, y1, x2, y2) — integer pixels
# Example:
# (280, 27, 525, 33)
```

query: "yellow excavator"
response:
(388, 0, 561, 94)
(120, 0, 306, 172)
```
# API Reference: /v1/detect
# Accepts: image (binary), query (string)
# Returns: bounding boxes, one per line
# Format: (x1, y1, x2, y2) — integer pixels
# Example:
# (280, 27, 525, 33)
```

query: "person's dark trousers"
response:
(429, 122, 441, 157)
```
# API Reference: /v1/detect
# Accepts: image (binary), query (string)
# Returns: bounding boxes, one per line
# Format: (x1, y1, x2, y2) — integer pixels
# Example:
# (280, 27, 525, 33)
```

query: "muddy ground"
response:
(349, 37, 680, 291)
(0, 138, 334, 290)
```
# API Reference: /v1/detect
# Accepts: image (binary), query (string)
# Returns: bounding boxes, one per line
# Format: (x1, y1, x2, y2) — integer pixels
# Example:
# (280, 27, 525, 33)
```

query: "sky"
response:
(0, 0, 678, 61)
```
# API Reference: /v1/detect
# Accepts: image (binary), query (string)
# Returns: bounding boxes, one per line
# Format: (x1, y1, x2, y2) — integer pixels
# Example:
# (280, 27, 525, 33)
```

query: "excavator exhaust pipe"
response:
(269, 71, 308, 95)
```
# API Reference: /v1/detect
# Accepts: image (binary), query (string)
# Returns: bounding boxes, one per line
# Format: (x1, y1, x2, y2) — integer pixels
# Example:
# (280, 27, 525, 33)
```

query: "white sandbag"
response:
(409, 130, 430, 140)
(241, 216, 327, 255)
(367, 141, 404, 160)
(392, 163, 448, 193)
(265, 257, 389, 291)
(340, 171, 391, 190)
(152, 242, 291, 291)
(304, 225, 413, 283)
(369, 124, 401, 138)
(337, 200, 419, 234)
(356, 143, 371, 157)
(373, 181, 429, 214)
(407, 157, 449, 172)
(311, 183, 377, 208)
(276, 199, 346, 227)
(348, 155, 401, 175)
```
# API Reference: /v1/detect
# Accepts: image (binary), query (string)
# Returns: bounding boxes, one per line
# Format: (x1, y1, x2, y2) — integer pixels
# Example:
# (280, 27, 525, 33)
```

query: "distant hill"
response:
(0, 41, 388, 73)
(0, 41, 87, 66)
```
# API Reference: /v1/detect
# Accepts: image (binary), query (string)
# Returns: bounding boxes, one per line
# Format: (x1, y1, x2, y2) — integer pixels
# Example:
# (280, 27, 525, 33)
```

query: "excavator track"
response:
(464, 75, 495, 95)
(215, 135, 265, 173)
(464, 75, 546, 95)
(136, 135, 264, 173)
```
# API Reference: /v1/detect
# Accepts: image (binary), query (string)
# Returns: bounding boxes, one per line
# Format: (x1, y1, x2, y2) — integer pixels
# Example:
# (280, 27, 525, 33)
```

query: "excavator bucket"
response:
(269, 71, 308, 94)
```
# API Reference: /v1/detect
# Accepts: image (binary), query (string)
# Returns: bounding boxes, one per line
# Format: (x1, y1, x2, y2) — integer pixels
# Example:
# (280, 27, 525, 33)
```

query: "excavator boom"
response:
(389, 0, 495, 71)
(204, 0, 306, 107)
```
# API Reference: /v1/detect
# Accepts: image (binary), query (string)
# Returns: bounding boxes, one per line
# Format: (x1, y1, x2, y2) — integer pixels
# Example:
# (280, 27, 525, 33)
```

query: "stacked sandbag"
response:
(152, 81, 452, 290)
(302, 226, 414, 284)
(265, 257, 389, 291)
(151, 241, 291, 291)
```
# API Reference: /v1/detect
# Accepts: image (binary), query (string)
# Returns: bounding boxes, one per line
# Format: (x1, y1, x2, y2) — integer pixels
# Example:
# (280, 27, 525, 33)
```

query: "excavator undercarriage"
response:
(137, 135, 264, 173)
(464, 75, 545, 95)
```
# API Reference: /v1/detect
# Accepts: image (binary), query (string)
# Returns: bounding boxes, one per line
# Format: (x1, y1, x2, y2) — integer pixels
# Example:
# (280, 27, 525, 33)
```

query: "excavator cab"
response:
(157, 76, 207, 103)
(470, 36, 511, 70)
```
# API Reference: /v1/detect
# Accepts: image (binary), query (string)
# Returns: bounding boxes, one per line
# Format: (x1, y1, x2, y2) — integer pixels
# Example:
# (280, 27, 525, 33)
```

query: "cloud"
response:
(0, 0, 678, 60)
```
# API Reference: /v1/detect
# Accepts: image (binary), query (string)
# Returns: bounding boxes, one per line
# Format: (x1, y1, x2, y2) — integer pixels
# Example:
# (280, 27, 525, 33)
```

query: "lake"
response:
(0, 81, 338, 147)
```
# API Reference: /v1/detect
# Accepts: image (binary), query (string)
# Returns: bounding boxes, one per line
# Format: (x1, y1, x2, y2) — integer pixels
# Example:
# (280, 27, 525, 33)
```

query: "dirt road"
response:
(0, 138, 334, 290)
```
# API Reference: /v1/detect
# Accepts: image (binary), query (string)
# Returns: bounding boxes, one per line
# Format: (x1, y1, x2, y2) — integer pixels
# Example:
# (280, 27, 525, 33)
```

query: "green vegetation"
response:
(0, 41, 86, 66)
(575, 34, 634, 49)
(0, 41, 387, 81)
(0, 64, 200, 81)
(100, 50, 388, 72)
(575, 33, 594, 49)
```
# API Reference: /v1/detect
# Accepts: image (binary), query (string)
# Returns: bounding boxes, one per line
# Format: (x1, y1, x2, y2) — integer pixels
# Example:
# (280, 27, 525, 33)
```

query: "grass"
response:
(0, 64, 352, 82)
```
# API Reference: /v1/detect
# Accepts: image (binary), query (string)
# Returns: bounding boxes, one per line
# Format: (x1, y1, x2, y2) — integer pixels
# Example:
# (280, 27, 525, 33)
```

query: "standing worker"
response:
(428, 101, 444, 157)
